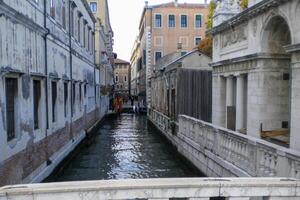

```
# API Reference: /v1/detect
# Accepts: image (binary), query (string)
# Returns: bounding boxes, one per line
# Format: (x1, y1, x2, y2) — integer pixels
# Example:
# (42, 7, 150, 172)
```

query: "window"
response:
(84, 84, 87, 97)
(195, 37, 202, 46)
(70, 6, 75, 36)
(195, 14, 202, 28)
(51, 81, 57, 122)
(168, 15, 175, 27)
(62, 5, 66, 29)
(77, 13, 82, 42)
(155, 51, 162, 63)
(87, 27, 91, 51)
(72, 83, 76, 115)
(181, 15, 188, 28)
(124, 76, 127, 82)
(64, 82, 68, 118)
(143, 50, 147, 65)
(33, 80, 41, 130)
(181, 51, 188, 56)
(155, 14, 162, 28)
(79, 83, 82, 111)
(115, 76, 118, 82)
(5, 78, 18, 141)
(90, 2, 97, 13)
(50, 0, 55, 18)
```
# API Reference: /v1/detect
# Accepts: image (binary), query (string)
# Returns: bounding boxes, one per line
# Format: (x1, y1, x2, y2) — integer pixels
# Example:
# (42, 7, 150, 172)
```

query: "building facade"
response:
(150, 50, 212, 121)
(211, 0, 300, 149)
(130, 0, 208, 106)
(114, 59, 130, 98)
(0, 0, 103, 186)
(87, 0, 114, 117)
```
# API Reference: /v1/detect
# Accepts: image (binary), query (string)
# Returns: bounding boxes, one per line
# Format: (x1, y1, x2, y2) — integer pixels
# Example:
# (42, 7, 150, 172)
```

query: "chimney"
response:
(177, 43, 182, 53)
(145, 1, 149, 8)
(174, 0, 178, 7)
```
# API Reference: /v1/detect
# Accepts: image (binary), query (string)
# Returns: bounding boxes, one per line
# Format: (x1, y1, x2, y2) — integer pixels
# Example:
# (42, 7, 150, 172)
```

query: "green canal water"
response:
(45, 114, 203, 182)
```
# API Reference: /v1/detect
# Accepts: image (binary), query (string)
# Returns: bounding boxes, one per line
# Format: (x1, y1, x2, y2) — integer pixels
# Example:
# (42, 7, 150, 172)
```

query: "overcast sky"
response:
(108, 0, 208, 62)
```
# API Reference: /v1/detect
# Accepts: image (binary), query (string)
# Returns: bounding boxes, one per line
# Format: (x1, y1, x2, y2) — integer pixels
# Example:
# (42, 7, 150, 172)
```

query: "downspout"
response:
(93, 25, 97, 109)
(69, 0, 74, 140)
(43, 0, 51, 165)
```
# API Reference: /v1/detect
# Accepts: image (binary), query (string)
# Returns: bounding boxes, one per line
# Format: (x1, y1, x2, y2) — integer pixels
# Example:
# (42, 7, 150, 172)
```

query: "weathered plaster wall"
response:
(0, 0, 105, 186)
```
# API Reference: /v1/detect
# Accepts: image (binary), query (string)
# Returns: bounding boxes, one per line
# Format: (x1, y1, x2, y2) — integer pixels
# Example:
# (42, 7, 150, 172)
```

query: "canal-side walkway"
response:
(45, 114, 202, 182)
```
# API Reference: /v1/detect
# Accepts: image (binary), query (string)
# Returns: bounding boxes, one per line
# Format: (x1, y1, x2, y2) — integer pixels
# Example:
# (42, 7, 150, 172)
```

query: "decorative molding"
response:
(211, 53, 291, 68)
(284, 43, 300, 53)
(209, 0, 290, 35)
(221, 24, 248, 48)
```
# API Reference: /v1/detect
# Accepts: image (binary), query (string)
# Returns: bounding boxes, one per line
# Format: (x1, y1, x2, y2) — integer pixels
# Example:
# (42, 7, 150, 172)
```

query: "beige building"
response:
(87, 0, 114, 115)
(114, 59, 130, 97)
(130, 0, 208, 106)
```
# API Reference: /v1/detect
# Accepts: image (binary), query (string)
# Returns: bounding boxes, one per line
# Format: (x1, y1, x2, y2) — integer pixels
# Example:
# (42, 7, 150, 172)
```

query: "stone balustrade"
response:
(0, 178, 299, 200)
(148, 109, 300, 178)
(178, 115, 300, 178)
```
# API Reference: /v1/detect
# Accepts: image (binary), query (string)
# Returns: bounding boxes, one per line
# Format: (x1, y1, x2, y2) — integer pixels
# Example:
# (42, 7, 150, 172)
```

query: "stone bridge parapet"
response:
(0, 178, 300, 200)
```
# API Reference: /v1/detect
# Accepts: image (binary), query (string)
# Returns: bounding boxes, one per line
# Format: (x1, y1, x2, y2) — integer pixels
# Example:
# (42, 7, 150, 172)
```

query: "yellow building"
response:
(130, 0, 208, 106)
(87, 0, 114, 114)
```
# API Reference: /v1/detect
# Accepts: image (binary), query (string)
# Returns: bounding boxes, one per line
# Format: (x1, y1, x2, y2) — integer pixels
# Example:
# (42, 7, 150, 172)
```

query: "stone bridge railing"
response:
(179, 115, 300, 178)
(0, 178, 299, 200)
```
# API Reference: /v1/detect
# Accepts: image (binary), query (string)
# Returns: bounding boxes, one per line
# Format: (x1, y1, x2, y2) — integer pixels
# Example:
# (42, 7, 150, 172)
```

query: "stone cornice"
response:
(209, 0, 290, 35)
(211, 53, 291, 67)
(0, 2, 47, 36)
(284, 44, 300, 53)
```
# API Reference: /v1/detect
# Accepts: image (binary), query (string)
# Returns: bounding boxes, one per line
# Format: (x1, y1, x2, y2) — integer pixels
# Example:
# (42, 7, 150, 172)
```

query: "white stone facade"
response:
(211, 0, 300, 150)
(0, 0, 107, 186)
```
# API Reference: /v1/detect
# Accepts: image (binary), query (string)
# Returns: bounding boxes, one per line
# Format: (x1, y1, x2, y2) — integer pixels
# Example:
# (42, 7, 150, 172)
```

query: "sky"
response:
(108, 0, 208, 62)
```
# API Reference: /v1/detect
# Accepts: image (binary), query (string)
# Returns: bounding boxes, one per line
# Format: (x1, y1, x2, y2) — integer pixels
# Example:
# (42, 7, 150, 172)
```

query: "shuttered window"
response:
(33, 80, 41, 130)
(52, 81, 57, 122)
(64, 82, 68, 117)
(6, 78, 18, 141)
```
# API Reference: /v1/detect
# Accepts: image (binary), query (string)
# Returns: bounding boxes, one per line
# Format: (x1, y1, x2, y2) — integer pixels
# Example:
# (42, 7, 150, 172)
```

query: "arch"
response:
(261, 15, 291, 53)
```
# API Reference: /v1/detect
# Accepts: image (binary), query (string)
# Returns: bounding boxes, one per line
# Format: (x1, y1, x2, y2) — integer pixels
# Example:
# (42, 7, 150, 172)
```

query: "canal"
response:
(45, 114, 203, 182)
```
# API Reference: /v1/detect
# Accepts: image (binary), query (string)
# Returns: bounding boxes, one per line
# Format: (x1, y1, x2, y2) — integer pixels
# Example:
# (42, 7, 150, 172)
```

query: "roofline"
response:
(160, 49, 208, 70)
(81, 0, 97, 23)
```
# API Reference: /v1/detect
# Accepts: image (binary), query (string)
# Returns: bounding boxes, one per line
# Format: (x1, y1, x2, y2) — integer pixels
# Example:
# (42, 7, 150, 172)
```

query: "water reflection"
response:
(46, 114, 202, 182)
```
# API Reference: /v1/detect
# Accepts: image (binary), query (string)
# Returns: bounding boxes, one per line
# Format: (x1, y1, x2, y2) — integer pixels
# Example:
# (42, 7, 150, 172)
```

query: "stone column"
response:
(236, 75, 245, 131)
(226, 76, 234, 128)
(226, 76, 234, 107)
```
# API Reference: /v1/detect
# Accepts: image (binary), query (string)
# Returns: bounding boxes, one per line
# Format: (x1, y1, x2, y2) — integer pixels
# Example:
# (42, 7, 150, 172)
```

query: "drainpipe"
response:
(43, 0, 50, 165)
(69, 0, 74, 140)
(93, 24, 97, 109)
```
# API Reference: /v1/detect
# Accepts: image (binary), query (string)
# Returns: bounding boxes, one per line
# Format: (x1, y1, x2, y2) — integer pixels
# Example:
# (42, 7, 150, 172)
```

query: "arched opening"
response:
(260, 15, 291, 146)
(262, 15, 291, 53)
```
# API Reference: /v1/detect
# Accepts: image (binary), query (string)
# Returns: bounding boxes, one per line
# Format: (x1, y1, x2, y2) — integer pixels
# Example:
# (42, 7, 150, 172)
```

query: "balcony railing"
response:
(0, 178, 299, 200)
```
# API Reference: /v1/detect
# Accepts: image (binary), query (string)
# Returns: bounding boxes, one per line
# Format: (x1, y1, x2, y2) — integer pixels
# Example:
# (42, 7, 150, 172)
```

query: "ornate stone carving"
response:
(222, 24, 248, 48)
